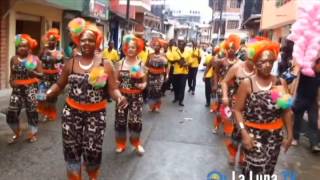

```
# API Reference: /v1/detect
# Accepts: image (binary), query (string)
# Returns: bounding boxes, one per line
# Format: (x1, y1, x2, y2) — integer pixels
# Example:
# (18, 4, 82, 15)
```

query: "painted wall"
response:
(261, 0, 297, 30)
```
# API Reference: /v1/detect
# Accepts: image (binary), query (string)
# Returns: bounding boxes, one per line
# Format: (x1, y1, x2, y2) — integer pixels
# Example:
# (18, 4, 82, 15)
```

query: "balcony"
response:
(119, 0, 151, 12)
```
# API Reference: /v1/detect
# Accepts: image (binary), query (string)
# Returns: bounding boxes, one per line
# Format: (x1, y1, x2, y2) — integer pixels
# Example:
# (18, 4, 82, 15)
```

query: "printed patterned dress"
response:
(146, 54, 167, 110)
(61, 58, 108, 171)
(115, 60, 144, 149)
(242, 78, 283, 177)
(38, 48, 63, 120)
(7, 55, 39, 137)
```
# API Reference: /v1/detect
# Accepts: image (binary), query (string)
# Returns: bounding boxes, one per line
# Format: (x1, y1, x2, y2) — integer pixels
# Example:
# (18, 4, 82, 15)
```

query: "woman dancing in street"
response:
(220, 44, 255, 165)
(38, 28, 64, 121)
(234, 40, 293, 177)
(212, 35, 241, 134)
(145, 39, 168, 112)
(7, 34, 42, 143)
(114, 34, 147, 155)
(45, 18, 127, 180)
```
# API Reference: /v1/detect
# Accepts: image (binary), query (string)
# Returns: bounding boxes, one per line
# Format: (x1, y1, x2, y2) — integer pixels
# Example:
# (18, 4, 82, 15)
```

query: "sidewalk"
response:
(0, 88, 12, 136)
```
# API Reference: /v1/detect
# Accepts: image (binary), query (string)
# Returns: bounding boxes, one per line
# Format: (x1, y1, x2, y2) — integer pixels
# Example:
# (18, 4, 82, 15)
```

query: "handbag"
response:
(280, 66, 297, 84)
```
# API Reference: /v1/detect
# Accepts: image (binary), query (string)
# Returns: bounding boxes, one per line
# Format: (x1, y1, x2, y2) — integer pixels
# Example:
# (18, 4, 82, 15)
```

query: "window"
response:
(230, 0, 237, 8)
(213, 0, 227, 11)
(227, 20, 239, 29)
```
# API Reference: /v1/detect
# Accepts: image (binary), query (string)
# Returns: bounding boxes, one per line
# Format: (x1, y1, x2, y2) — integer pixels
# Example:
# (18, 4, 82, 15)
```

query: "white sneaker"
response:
(135, 145, 145, 156)
(291, 139, 298, 146)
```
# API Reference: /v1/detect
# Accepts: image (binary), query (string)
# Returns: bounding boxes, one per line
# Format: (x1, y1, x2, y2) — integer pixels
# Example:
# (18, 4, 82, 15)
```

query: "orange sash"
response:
(245, 118, 284, 130)
(148, 67, 166, 74)
(120, 88, 143, 94)
(66, 97, 107, 112)
(14, 78, 39, 85)
(43, 68, 59, 74)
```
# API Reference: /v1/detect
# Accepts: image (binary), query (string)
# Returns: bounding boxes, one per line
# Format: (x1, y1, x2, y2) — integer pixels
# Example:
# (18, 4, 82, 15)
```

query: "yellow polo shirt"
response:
(172, 49, 191, 75)
(190, 48, 202, 68)
(205, 54, 215, 78)
(138, 48, 154, 64)
(102, 48, 120, 63)
(166, 46, 180, 65)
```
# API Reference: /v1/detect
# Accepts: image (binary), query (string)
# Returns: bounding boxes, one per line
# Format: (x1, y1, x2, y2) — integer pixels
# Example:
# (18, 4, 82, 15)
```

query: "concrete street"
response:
(0, 72, 319, 180)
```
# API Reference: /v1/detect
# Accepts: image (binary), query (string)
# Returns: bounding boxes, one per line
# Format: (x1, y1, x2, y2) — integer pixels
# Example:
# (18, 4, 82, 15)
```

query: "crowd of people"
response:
(5, 16, 320, 179)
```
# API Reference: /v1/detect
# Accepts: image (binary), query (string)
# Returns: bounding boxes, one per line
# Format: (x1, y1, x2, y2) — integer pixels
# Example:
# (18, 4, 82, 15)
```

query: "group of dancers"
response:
(6, 16, 300, 179)
(205, 35, 295, 177)
(6, 17, 170, 180)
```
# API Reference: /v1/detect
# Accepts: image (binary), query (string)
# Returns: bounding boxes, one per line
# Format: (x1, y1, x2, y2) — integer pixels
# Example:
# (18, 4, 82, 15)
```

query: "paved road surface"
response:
(0, 72, 319, 180)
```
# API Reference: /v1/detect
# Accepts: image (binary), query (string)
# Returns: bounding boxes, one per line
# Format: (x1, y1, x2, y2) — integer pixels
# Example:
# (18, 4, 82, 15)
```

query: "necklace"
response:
(242, 65, 254, 76)
(79, 59, 94, 71)
(17, 57, 25, 62)
(48, 48, 56, 53)
(255, 80, 272, 91)
(227, 58, 236, 64)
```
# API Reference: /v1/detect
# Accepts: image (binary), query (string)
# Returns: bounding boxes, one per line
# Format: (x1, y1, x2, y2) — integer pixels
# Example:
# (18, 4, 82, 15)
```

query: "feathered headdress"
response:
(15, 34, 38, 50)
(223, 34, 241, 51)
(43, 28, 61, 42)
(122, 34, 145, 55)
(247, 40, 280, 62)
(68, 17, 102, 49)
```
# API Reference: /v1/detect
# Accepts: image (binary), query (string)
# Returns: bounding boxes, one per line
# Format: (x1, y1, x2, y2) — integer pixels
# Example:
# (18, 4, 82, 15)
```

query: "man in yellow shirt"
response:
(162, 39, 177, 95)
(203, 47, 216, 107)
(171, 38, 192, 106)
(188, 41, 202, 95)
(102, 41, 120, 63)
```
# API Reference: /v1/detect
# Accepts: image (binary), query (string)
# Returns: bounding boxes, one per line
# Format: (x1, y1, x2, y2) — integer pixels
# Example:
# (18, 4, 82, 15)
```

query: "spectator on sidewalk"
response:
(292, 58, 320, 152)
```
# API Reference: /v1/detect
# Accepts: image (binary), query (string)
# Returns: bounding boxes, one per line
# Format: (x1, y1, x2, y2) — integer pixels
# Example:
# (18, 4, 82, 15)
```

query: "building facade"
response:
(0, 0, 109, 90)
(209, 0, 243, 42)
(260, 0, 297, 42)
(240, 0, 262, 37)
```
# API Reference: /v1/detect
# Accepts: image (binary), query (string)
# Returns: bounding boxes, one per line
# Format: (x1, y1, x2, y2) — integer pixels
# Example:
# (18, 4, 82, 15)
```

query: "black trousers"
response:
(188, 68, 198, 92)
(292, 97, 320, 146)
(173, 74, 187, 103)
(204, 78, 212, 105)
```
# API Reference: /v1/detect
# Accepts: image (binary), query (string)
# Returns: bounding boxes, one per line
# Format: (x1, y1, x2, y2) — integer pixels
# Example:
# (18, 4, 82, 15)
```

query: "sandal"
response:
(7, 130, 22, 144)
(28, 133, 37, 143)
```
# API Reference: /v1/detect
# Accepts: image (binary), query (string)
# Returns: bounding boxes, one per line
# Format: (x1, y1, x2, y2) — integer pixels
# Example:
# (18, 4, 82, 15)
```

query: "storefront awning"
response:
(109, 10, 138, 25)
(241, 14, 261, 29)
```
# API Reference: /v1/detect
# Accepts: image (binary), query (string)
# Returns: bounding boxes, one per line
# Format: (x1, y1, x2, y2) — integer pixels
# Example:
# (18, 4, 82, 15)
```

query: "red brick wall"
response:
(0, 1, 10, 89)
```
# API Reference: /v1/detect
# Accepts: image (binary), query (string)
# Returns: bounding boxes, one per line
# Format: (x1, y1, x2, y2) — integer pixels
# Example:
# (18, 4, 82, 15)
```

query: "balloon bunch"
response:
(270, 89, 293, 109)
(23, 55, 38, 71)
(15, 34, 38, 50)
(130, 65, 144, 79)
(287, 1, 320, 77)
(88, 66, 108, 89)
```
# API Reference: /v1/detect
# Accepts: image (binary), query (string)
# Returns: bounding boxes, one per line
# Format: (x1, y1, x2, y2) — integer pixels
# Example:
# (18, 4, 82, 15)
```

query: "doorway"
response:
(16, 13, 42, 54)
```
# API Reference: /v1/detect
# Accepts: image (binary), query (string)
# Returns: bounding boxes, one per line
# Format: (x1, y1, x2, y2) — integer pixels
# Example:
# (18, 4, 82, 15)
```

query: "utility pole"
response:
(126, 0, 130, 30)
(209, 0, 215, 45)
(217, 0, 223, 43)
